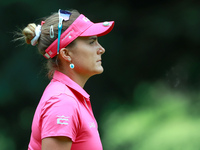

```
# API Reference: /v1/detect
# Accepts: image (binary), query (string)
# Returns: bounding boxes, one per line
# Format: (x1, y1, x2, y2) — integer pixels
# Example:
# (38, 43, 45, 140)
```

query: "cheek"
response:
(70, 46, 97, 69)
(74, 56, 97, 73)
(73, 55, 90, 69)
(73, 51, 95, 65)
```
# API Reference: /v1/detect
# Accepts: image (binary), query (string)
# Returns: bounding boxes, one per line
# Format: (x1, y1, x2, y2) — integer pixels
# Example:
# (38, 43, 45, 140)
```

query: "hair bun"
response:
(22, 23, 36, 44)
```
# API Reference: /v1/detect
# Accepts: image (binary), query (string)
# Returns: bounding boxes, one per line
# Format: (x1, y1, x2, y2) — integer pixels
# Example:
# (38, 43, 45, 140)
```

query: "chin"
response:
(97, 66, 104, 74)
(93, 67, 104, 75)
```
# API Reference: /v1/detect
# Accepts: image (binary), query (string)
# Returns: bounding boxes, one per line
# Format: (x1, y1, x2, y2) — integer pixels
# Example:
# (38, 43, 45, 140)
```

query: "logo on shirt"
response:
(89, 122, 96, 128)
(83, 17, 90, 22)
(57, 116, 69, 125)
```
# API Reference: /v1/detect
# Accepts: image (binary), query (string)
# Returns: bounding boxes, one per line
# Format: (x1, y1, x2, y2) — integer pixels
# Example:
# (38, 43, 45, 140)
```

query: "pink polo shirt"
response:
(28, 70, 103, 150)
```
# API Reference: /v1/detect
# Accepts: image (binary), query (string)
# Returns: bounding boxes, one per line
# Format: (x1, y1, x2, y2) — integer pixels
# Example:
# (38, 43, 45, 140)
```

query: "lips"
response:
(97, 59, 102, 62)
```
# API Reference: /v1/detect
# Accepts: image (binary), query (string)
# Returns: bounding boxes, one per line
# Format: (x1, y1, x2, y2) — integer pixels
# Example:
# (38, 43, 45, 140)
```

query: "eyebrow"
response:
(89, 36, 97, 40)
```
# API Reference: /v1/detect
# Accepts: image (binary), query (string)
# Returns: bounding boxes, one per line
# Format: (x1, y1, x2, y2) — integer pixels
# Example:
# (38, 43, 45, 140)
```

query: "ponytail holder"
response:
(31, 25, 41, 46)
(41, 21, 45, 25)
(31, 21, 45, 46)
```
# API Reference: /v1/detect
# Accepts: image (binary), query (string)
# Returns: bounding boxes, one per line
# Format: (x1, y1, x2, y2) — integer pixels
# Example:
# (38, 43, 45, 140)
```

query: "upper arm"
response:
(41, 94, 79, 141)
(42, 136, 72, 150)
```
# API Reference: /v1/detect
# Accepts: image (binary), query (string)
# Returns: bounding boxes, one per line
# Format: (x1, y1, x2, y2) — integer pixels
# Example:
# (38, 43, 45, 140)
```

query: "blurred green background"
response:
(1, 0, 200, 150)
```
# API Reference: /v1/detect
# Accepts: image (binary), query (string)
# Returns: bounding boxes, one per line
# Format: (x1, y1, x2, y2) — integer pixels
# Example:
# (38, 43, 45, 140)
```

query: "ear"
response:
(59, 48, 71, 62)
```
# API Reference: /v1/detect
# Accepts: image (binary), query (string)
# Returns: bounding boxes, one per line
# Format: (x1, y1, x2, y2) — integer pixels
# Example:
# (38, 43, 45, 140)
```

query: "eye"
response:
(90, 40, 95, 44)
(89, 36, 97, 44)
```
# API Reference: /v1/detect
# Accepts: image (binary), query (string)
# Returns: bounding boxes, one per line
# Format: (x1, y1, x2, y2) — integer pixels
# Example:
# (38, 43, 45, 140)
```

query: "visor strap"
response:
(57, 9, 71, 54)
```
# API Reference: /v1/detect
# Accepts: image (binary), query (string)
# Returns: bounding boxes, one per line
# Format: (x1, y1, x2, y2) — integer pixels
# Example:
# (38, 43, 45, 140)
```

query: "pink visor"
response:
(44, 14, 114, 59)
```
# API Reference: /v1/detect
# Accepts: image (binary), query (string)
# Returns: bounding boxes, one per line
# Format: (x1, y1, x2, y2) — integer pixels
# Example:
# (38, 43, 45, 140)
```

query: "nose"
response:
(97, 43, 105, 55)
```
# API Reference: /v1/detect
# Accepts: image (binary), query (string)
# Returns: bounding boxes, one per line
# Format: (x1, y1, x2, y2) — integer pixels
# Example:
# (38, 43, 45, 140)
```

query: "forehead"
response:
(69, 36, 97, 49)
(77, 36, 97, 40)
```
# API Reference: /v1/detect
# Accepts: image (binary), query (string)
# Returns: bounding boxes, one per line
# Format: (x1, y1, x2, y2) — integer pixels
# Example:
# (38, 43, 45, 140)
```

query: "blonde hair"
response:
(21, 10, 80, 78)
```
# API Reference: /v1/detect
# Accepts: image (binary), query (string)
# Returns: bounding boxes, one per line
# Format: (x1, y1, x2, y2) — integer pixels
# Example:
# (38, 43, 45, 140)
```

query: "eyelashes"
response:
(89, 37, 97, 44)
(90, 40, 95, 44)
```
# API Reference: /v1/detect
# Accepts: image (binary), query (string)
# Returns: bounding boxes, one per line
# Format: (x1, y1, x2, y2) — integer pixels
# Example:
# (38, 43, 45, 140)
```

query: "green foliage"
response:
(101, 82, 200, 150)
(0, 131, 16, 150)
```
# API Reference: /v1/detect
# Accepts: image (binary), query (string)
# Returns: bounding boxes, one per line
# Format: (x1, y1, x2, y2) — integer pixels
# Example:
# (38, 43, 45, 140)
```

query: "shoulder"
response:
(46, 80, 74, 96)
(42, 93, 80, 116)
(37, 80, 82, 115)
(41, 80, 76, 103)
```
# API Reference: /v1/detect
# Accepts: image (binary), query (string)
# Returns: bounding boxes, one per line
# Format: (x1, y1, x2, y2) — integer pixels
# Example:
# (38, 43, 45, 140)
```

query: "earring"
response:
(69, 63, 74, 69)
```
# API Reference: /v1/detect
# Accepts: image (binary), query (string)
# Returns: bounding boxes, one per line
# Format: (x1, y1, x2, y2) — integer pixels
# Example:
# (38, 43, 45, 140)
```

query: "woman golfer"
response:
(21, 9, 114, 150)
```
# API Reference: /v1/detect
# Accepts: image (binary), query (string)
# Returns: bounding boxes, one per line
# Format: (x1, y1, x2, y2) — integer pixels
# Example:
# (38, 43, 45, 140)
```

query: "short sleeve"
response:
(40, 94, 80, 142)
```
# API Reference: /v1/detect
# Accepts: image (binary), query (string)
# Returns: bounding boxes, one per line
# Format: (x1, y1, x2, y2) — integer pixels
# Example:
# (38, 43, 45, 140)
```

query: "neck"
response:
(59, 69, 89, 88)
